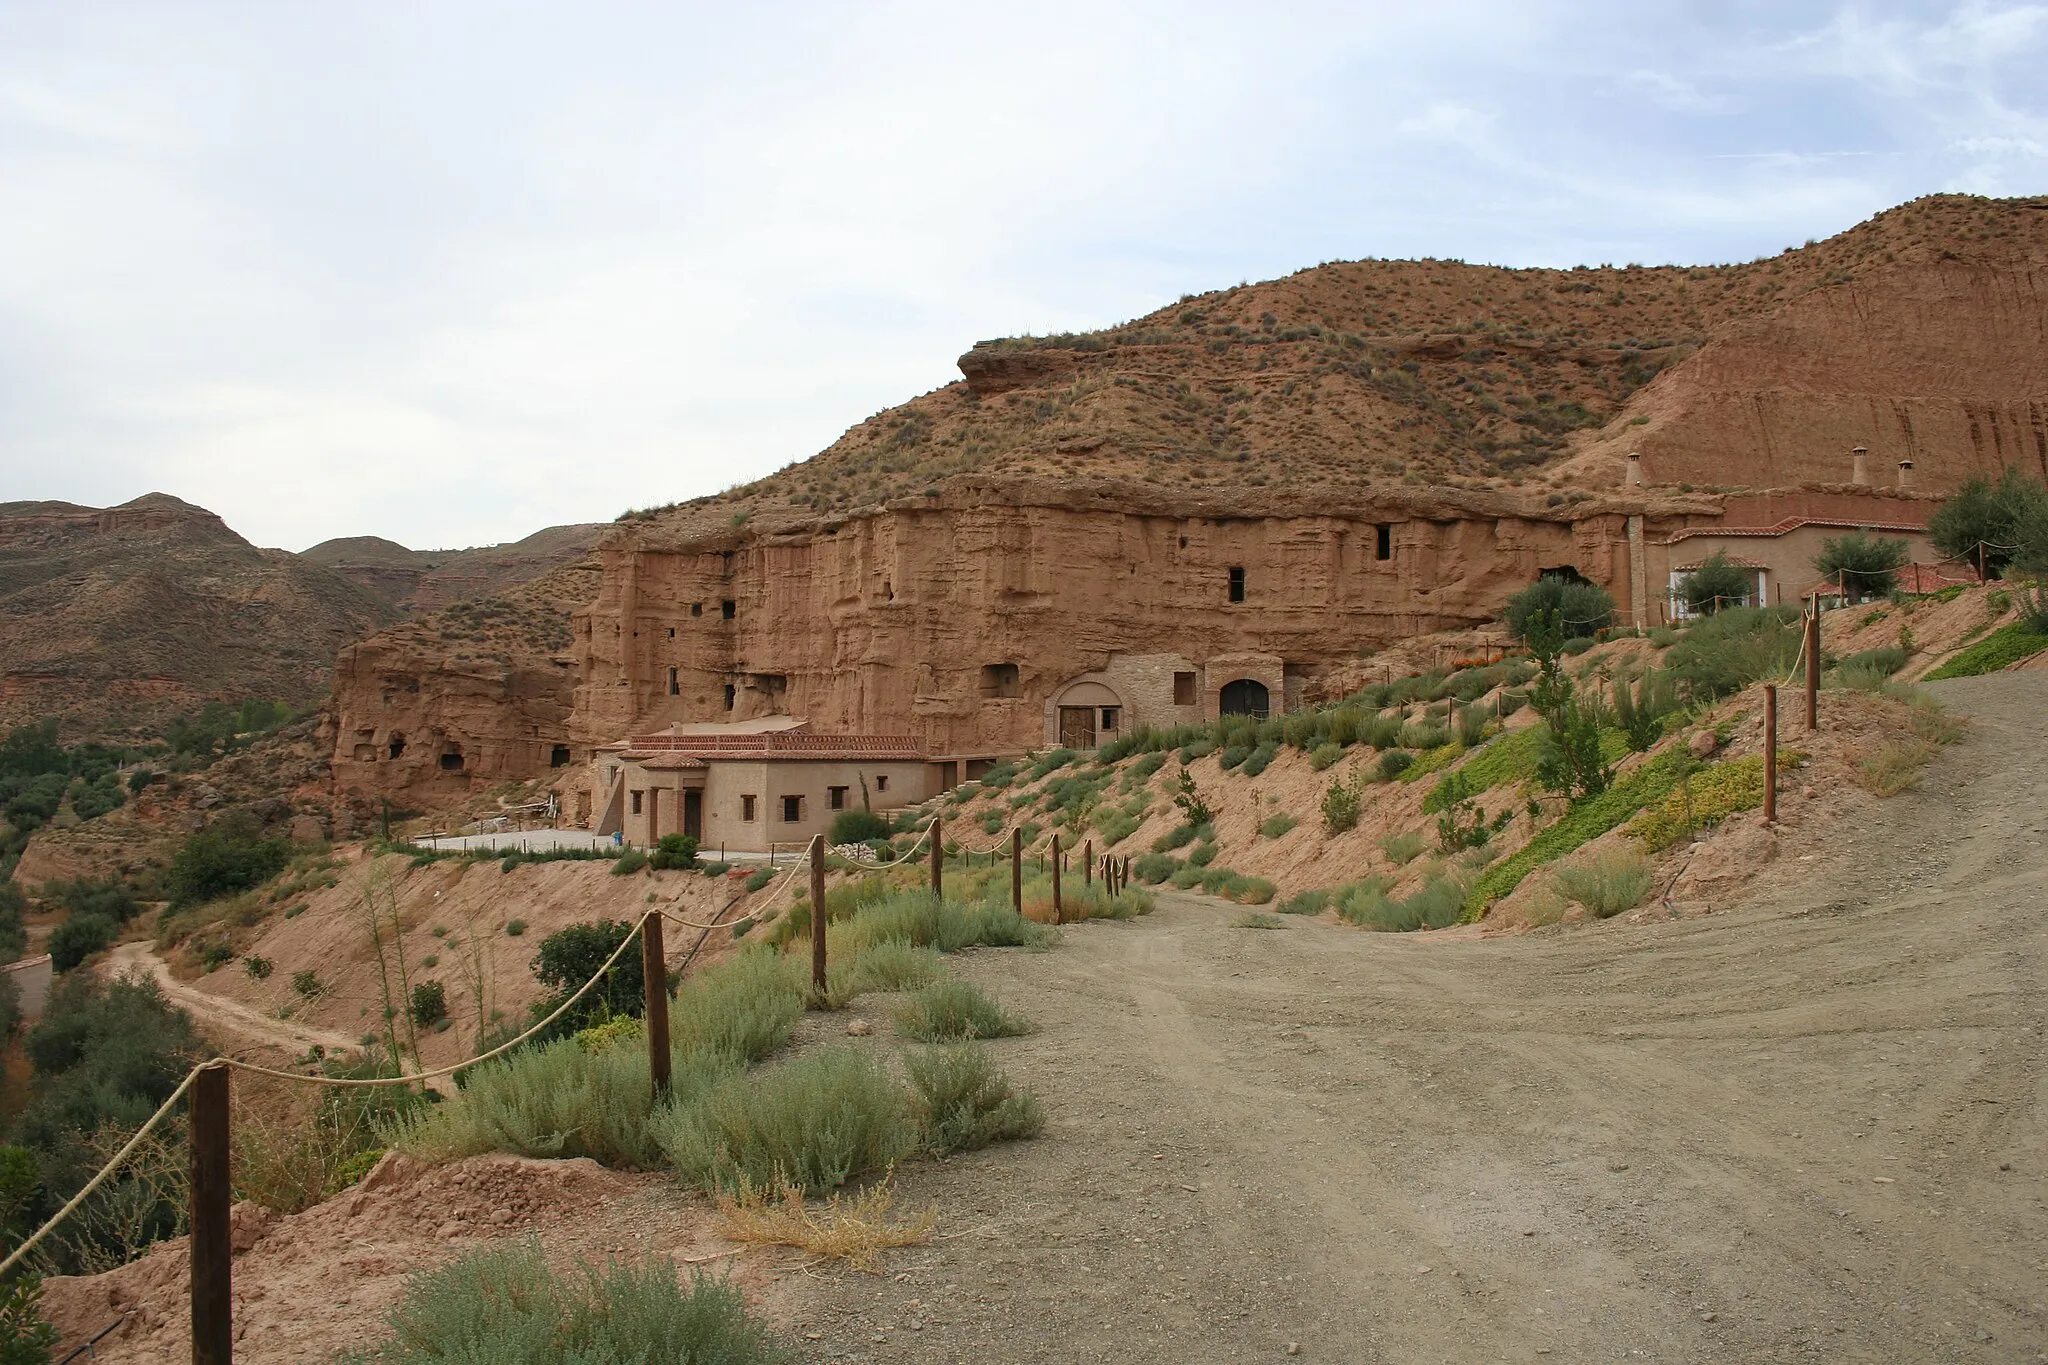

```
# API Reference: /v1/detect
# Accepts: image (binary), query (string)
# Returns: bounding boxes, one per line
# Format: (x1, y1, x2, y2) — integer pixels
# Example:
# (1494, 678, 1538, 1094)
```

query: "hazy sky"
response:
(3, 2, 2044, 551)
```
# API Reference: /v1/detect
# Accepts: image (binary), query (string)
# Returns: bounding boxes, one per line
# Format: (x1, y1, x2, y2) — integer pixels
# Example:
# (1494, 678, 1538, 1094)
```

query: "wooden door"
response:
(1058, 706, 1096, 750)
(683, 790, 702, 840)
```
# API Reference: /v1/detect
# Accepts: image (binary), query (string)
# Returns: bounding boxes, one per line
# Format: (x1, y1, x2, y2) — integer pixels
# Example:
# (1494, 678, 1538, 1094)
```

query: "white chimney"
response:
(1897, 458, 1914, 490)
(1851, 445, 1870, 486)
(1625, 451, 1644, 488)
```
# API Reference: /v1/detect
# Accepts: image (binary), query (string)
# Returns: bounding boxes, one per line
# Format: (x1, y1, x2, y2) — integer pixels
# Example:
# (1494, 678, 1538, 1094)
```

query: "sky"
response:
(2, 2, 2045, 552)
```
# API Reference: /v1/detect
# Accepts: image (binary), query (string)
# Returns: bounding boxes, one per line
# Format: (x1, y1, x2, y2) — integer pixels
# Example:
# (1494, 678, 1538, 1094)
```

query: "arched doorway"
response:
(1049, 678, 1124, 749)
(1219, 678, 1270, 717)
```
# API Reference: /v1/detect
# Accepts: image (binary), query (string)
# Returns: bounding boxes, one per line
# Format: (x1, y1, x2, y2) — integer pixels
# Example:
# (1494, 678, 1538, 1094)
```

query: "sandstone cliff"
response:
(329, 194, 2048, 806)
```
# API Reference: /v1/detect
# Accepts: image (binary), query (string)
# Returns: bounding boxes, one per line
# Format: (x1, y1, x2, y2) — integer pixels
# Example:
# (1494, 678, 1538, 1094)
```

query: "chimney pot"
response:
(1624, 451, 1644, 488)
(1897, 458, 1914, 490)
(1851, 445, 1870, 486)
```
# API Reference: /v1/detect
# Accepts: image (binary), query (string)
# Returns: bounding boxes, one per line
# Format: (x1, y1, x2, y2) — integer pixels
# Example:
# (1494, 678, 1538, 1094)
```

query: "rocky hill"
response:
(330, 194, 2048, 808)
(0, 495, 395, 737)
(302, 523, 605, 616)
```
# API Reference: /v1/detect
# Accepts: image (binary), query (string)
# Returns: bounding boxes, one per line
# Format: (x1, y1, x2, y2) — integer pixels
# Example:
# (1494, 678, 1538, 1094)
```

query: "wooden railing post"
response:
(809, 835, 827, 995)
(929, 816, 943, 899)
(190, 1062, 231, 1365)
(1010, 827, 1022, 915)
(1805, 606, 1821, 731)
(642, 911, 670, 1101)
(1764, 684, 1779, 824)
(1051, 834, 1063, 924)
(1083, 840, 1093, 886)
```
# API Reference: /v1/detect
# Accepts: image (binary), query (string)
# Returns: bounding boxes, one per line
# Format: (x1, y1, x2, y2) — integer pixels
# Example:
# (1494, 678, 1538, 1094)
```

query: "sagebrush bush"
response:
(842, 941, 945, 994)
(340, 1238, 793, 1365)
(1550, 848, 1654, 918)
(1132, 852, 1180, 883)
(1322, 779, 1361, 833)
(891, 979, 1031, 1041)
(1279, 889, 1331, 915)
(1186, 841, 1218, 867)
(1238, 742, 1278, 777)
(1338, 874, 1466, 932)
(1376, 751, 1414, 781)
(653, 1046, 916, 1195)
(1258, 813, 1297, 838)
(1379, 830, 1427, 865)
(1308, 742, 1345, 771)
(907, 1044, 1044, 1155)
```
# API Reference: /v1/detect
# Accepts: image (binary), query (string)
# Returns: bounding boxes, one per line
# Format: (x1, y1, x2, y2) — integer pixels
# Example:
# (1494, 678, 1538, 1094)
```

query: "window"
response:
(1172, 671, 1197, 706)
(630, 791, 644, 815)
(1376, 524, 1393, 560)
(980, 663, 1021, 699)
(721, 599, 736, 620)
(667, 667, 679, 696)
(1228, 566, 1246, 602)
(439, 752, 464, 772)
(690, 602, 702, 617)
(741, 794, 758, 821)
(781, 794, 803, 822)
(1100, 706, 1120, 731)
(828, 786, 848, 810)
(387, 733, 407, 759)
(549, 744, 570, 768)
(874, 775, 889, 792)
(666, 627, 675, 638)
(723, 684, 736, 710)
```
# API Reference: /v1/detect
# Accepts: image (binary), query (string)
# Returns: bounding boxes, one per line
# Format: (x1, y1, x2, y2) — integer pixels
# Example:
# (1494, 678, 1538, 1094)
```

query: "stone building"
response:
(589, 720, 927, 854)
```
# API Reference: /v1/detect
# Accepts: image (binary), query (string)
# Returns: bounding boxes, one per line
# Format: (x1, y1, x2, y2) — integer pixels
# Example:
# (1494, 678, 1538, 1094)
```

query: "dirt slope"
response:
(301, 523, 605, 616)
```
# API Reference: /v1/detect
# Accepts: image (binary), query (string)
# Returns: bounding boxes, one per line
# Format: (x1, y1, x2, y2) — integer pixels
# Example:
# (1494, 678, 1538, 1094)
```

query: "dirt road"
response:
(107, 941, 365, 1060)
(785, 672, 2047, 1363)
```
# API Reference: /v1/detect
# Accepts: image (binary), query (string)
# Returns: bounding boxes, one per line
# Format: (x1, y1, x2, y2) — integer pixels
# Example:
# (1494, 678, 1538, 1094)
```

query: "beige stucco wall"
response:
(1651, 526, 1937, 617)
(600, 757, 930, 854)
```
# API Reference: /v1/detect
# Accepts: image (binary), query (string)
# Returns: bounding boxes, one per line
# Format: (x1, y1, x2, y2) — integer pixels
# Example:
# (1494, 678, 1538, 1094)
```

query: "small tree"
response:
(1927, 468, 2048, 579)
(648, 833, 698, 869)
(826, 810, 888, 845)
(1321, 778, 1361, 834)
(1504, 575, 1616, 659)
(1173, 769, 1213, 828)
(1677, 552, 1754, 616)
(1814, 529, 1911, 602)
(530, 920, 645, 1034)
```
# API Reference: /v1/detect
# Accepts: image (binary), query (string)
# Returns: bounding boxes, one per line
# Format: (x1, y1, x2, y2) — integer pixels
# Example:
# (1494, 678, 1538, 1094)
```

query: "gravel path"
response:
(781, 672, 2048, 1363)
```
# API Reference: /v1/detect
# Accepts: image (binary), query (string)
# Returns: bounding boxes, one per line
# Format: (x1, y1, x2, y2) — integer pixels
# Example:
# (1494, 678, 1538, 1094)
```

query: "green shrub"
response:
(1814, 530, 1911, 601)
(1228, 877, 1277, 905)
(1504, 575, 1616, 650)
(668, 949, 805, 1063)
(408, 981, 447, 1027)
(827, 809, 889, 844)
(1186, 841, 1218, 867)
(1308, 742, 1345, 771)
(891, 979, 1030, 1041)
(339, 1238, 793, 1365)
(653, 1046, 916, 1195)
(529, 920, 645, 1035)
(611, 847, 649, 876)
(1467, 748, 1689, 919)
(1678, 551, 1758, 615)
(165, 813, 290, 908)
(1090, 806, 1141, 848)
(1257, 812, 1297, 839)
(1379, 830, 1427, 865)
(1279, 889, 1331, 915)
(1151, 823, 1199, 852)
(48, 914, 116, 972)
(1551, 848, 1655, 918)
(834, 889, 1051, 956)
(1218, 744, 1251, 771)
(648, 833, 698, 870)
(1376, 751, 1414, 781)
(1339, 874, 1466, 932)
(743, 868, 776, 892)
(291, 970, 322, 998)
(1239, 742, 1279, 777)
(1132, 852, 1180, 883)
(1028, 748, 1078, 780)
(1665, 606, 1802, 699)
(907, 1044, 1043, 1156)
(1362, 713, 1404, 748)
(1625, 755, 1772, 851)
(1924, 622, 2048, 679)
(1927, 468, 2048, 578)
(505, 918, 527, 936)
(842, 941, 944, 994)
(1169, 865, 1205, 889)
(1322, 779, 1361, 833)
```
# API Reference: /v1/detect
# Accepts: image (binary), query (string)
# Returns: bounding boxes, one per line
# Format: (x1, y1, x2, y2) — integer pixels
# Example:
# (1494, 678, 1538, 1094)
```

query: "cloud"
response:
(0, 1, 2044, 549)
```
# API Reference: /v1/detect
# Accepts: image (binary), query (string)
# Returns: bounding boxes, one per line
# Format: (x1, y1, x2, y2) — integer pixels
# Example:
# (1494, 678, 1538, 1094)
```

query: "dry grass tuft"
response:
(715, 1175, 937, 1272)
(1858, 737, 1938, 796)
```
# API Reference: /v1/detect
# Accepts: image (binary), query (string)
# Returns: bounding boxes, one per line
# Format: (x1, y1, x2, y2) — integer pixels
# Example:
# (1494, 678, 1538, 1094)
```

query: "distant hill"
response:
(0, 494, 393, 737)
(302, 523, 606, 615)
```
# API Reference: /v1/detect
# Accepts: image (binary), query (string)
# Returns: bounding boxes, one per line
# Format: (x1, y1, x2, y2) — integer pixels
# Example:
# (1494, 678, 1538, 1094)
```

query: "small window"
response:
(1228, 566, 1246, 603)
(874, 775, 889, 792)
(1375, 524, 1393, 560)
(723, 684, 736, 710)
(439, 752, 464, 772)
(980, 663, 1021, 699)
(1172, 671, 1197, 706)
(721, 599, 736, 620)
(667, 667, 680, 696)
(1100, 706, 1120, 731)
(666, 627, 675, 638)
(690, 602, 703, 617)
(549, 744, 570, 768)
(388, 733, 407, 760)
(741, 794, 757, 821)
(630, 791, 644, 815)
(828, 786, 848, 810)
(781, 794, 803, 823)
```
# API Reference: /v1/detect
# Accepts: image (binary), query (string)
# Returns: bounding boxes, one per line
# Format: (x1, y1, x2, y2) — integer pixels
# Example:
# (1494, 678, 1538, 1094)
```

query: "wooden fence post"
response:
(809, 835, 827, 995)
(1764, 684, 1778, 824)
(1051, 834, 1063, 924)
(1083, 840, 1093, 886)
(190, 1062, 232, 1365)
(929, 816, 942, 899)
(1010, 827, 1022, 915)
(642, 911, 670, 1101)
(1805, 606, 1821, 731)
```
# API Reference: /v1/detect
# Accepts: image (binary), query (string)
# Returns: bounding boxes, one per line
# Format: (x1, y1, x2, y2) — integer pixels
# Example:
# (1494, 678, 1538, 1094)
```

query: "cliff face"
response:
(0, 494, 392, 736)
(303, 523, 606, 616)
(328, 194, 2048, 805)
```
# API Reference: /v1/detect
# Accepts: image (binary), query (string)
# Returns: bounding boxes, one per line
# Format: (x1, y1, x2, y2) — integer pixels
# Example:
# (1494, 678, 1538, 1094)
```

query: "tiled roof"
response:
(1661, 515, 1928, 544)
(606, 731, 924, 764)
(1672, 555, 1770, 572)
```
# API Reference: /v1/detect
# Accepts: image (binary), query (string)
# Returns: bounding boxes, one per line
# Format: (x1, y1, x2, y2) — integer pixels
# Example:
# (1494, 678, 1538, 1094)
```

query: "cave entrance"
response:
(1219, 678, 1270, 718)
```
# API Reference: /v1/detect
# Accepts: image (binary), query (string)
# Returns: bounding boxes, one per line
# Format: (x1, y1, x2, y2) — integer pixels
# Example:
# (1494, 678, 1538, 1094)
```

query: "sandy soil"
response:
(42, 671, 2047, 1363)
(107, 941, 363, 1062)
